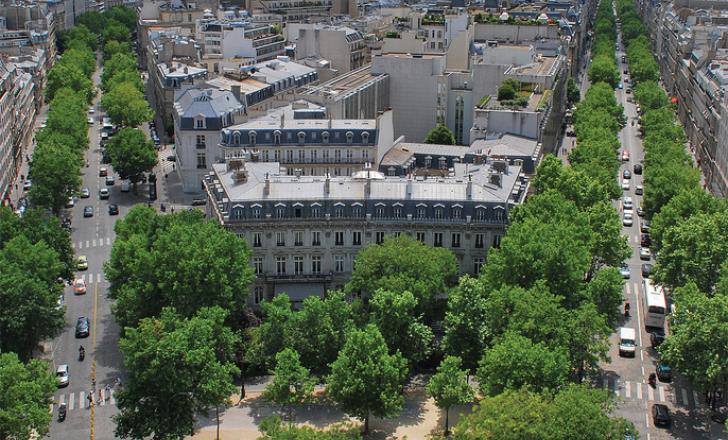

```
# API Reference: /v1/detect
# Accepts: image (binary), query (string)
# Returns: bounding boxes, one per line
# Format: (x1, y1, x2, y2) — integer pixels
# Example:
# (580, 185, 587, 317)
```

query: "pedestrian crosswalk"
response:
(603, 377, 702, 409)
(72, 237, 113, 250)
(73, 273, 105, 284)
(52, 388, 116, 413)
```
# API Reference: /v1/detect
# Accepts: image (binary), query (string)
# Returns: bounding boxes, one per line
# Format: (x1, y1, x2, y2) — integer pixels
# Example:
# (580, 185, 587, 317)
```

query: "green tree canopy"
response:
(327, 325, 408, 434)
(650, 187, 725, 252)
(61, 24, 98, 51)
(106, 128, 157, 184)
(114, 307, 240, 440)
(0, 353, 56, 440)
(442, 276, 491, 372)
(28, 139, 82, 215)
(105, 5, 137, 32)
(424, 123, 456, 145)
(345, 234, 457, 319)
(101, 52, 138, 92)
(102, 18, 131, 43)
(263, 348, 316, 423)
(497, 78, 521, 101)
(101, 81, 153, 127)
(258, 416, 362, 439)
(427, 356, 474, 435)
(45, 62, 93, 103)
(77, 10, 107, 35)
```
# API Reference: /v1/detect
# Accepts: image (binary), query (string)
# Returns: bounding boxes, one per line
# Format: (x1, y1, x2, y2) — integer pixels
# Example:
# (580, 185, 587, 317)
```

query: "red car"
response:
(73, 278, 87, 295)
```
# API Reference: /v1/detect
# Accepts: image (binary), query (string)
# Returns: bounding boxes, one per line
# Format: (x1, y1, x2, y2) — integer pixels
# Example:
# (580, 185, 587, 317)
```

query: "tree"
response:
(588, 56, 619, 87)
(476, 332, 570, 396)
(345, 235, 457, 319)
(101, 81, 153, 127)
(586, 201, 630, 269)
(114, 307, 240, 440)
(653, 211, 728, 293)
(643, 161, 700, 217)
(61, 24, 97, 51)
(497, 78, 520, 101)
(424, 123, 456, 145)
(45, 63, 93, 103)
(427, 356, 474, 435)
(106, 128, 157, 184)
(102, 18, 131, 43)
(633, 81, 669, 110)
(263, 349, 316, 424)
(102, 52, 138, 92)
(247, 295, 296, 371)
(77, 10, 107, 35)
(105, 5, 137, 33)
(60, 47, 96, 78)
(566, 77, 580, 104)
(28, 140, 81, 216)
(584, 267, 625, 325)
(563, 304, 611, 382)
(369, 289, 433, 367)
(0, 353, 56, 440)
(650, 187, 724, 252)
(105, 207, 256, 329)
(103, 40, 133, 61)
(327, 325, 408, 434)
(442, 276, 491, 373)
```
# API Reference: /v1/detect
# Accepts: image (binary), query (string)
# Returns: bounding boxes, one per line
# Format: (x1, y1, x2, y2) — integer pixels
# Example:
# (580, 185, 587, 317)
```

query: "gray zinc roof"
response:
(175, 88, 244, 118)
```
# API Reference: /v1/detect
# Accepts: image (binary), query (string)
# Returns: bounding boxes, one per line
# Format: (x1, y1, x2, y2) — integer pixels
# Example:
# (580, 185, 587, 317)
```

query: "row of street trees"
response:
(588, 1, 620, 87)
(617, 0, 728, 418)
(0, 8, 110, 437)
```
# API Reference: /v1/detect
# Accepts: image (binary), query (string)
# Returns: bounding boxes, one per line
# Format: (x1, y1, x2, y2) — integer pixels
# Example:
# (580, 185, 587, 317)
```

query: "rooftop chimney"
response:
(324, 173, 330, 195)
(466, 174, 472, 199)
(263, 172, 270, 196)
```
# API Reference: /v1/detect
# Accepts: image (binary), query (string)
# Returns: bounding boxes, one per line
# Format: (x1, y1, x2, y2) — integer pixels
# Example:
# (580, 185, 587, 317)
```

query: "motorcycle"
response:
(624, 302, 631, 317)
(648, 373, 657, 387)
(58, 403, 67, 422)
(79, 347, 85, 362)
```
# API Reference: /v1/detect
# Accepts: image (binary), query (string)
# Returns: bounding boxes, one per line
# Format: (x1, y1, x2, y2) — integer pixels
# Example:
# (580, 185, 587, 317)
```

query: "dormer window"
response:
(361, 131, 370, 143)
(274, 130, 281, 144)
(196, 117, 205, 129)
(249, 131, 257, 145)
(346, 131, 354, 143)
(232, 131, 241, 145)
(322, 131, 330, 143)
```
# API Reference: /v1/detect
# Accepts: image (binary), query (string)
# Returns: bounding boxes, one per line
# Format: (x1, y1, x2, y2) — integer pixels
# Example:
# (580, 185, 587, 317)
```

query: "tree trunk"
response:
(444, 407, 450, 436)
(215, 405, 220, 440)
(363, 413, 369, 434)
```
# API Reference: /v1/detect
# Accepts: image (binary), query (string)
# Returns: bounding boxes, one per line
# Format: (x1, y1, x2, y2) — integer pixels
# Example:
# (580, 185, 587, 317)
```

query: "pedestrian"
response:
(87, 393, 93, 408)
(105, 384, 111, 400)
(171, 207, 175, 213)
(98, 388, 103, 402)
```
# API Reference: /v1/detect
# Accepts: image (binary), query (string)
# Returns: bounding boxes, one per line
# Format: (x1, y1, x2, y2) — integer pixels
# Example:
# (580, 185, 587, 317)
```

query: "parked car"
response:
(99, 188, 109, 200)
(80, 187, 90, 198)
(642, 263, 653, 278)
(23, 180, 31, 191)
(166, 155, 176, 162)
(640, 220, 650, 233)
(108, 204, 119, 215)
(656, 363, 672, 382)
(650, 328, 666, 347)
(622, 179, 630, 191)
(641, 234, 651, 247)
(619, 265, 631, 279)
(652, 404, 671, 427)
(87, 117, 94, 125)
(634, 163, 643, 175)
(66, 197, 74, 208)
(639, 247, 652, 260)
(622, 150, 630, 161)
(635, 184, 643, 195)
(191, 199, 206, 206)
(99, 167, 108, 177)
(56, 364, 69, 388)
(105, 175, 115, 186)
(623, 169, 632, 179)
(75, 317, 90, 338)
(626, 88, 632, 94)
(73, 278, 87, 295)
(637, 205, 645, 217)
(83, 206, 94, 218)
(76, 255, 88, 270)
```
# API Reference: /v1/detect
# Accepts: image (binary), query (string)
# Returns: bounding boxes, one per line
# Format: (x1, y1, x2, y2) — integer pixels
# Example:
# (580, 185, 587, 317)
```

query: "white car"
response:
(56, 364, 69, 387)
(623, 196, 633, 211)
(623, 212, 633, 227)
(88, 117, 94, 125)
(635, 184, 644, 195)
(639, 247, 652, 260)
(619, 265, 631, 279)
(622, 179, 630, 191)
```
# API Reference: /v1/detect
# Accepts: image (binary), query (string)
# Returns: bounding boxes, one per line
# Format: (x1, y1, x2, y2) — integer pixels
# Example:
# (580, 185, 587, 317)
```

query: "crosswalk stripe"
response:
(68, 392, 74, 410)
(625, 283, 631, 295)
(85, 240, 90, 248)
(633, 282, 639, 294)
(92, 239, 97, 247)
(77, 241, 82, 249)
(625, 381, 631, 398)
(89, 273, 94, 283)
(659, 385, 666, 402)
(636, 382, 642, 399)
(99, 390, 105, 406)
(647, 385, 654, 401)
(106, 237, 111, 246)
(72, 242, 76, 249)
(79, 391, 85, 408)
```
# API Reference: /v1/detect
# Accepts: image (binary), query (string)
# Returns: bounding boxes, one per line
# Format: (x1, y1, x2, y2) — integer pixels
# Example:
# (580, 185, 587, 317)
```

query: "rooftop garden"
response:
(384, 31, 400, 39)
(473, 12, 556, 25)
(421, 14, 445, 25)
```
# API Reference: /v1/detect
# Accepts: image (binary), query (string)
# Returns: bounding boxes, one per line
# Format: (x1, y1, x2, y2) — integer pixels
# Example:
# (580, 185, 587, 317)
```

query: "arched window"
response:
(249, 131, 257, 145)
(274, 130, 281, 144)
(297, 131, 306, 144)
(346, 131, 354, 143)
(322, 131, 330, 143)
(232, 131, 241, 145)
(361, 131, 369, 143)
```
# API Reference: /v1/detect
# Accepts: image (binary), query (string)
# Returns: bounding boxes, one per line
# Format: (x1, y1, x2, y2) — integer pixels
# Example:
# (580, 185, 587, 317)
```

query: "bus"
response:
(643, 278, 667, 329)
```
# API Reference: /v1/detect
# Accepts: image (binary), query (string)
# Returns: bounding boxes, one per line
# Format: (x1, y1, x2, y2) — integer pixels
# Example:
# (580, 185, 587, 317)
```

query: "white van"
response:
(619, 327, 637, 357)
(120, 180, 130, 192)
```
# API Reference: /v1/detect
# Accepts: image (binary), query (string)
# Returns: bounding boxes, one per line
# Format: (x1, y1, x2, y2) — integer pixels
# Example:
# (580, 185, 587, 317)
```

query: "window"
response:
(416, 231, 426, 242)
(451, 233, 461, 248)
(334, 255, 345, 272)
(311, 206, 321, 217)
(231, 208, 244, 220)
(417, 207, 426, 218)
(323, 149, 329, 161)
(294, 256, 304, 275)
(253, 257, 263, 274)
(294, 231, 304, 246)
(452, 207, 462, 219)
(492, 234, 501, 248)
(196, 118, 205, 129)
(352, 206, 362, 217)
(276, 232, 286, 246)
(252, 207, 261, 219)
(322, 131, 329, 143)
(253, 232, 262, 247)
(376, 206, 385, 217)
(286, 150, 293, 162)
(334, 206, 344, 217)
(274, 131, 281, 144)
(196, 135, 206, 148)
(334, 150, 341, 163)
(335, 231, 344, 246)
(254, 286, 265, 304)
(346, 131, 353, 143)
(276, 256, 286, 275)
(274, 150, 280, 161)
(311, 150, 318, 162)
(249, 131, 256, 144)
(276, 206, 286, 218)
(434, 232, 443, 247)
(393, 206, 402, 218)
(196, 153, 206, 169)
(312, 231, 321, 246)
(473, 258, 484, 274)
(311, 256, 321, 273)
(434, 207, 444, 219)
(298, 150, 305, 163)
(352, 231, 362, 246)
(495, 209, 504, 222)
(362, 150, 369, 162)
(376, 232, 385, 244)
(475, 233, 484, 249)
(476, 208, 486, 221)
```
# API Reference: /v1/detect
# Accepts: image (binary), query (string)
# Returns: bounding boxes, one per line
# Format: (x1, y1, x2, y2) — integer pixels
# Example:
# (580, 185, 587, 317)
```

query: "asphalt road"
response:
(605, 26, 725, 440)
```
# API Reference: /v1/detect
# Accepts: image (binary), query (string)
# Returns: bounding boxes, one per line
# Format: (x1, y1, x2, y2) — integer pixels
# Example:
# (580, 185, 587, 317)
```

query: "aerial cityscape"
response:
(0, 0, 726, 438)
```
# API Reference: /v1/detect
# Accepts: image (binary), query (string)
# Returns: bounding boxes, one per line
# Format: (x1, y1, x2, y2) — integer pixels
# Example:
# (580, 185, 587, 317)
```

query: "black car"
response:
(652, 404, 671, 427)
(108, 204, 119, 215)
(650, 328, 666, 347)
(75, 317, 90, 338)
(191, 199, 206, 206)
(166, 155, 176, 162)
(634, 164, 643, 174)
(641, 234, 651, 247)
(656, 363, 673, 382)
(83, 206, 94, 218)
(642, 263, 653, 278)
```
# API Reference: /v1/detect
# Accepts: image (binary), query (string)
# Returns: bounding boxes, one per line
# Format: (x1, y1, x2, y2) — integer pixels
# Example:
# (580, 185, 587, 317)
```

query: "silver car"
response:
(56, 364, 69, 387)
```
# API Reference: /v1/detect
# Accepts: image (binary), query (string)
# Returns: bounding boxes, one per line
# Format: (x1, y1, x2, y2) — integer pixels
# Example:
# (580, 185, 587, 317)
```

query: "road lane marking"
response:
(89, 273, 93, 284)
(647, 385, 654, 401)
(106, 237, 111, 246)
(659, 385, 665, 402)
(72, 242, 76, 249)
(633, 282, 639, 295)
(637, 382, 643, 399)
(92, 239, 97, 247)
(625, 283, 631, 295)
(681, 388, 688, 406)
(625, 381, 631, 398)
(79, 391, 85, 407)
(85, 240, 90, 248)
(68, 392, 73, 410)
